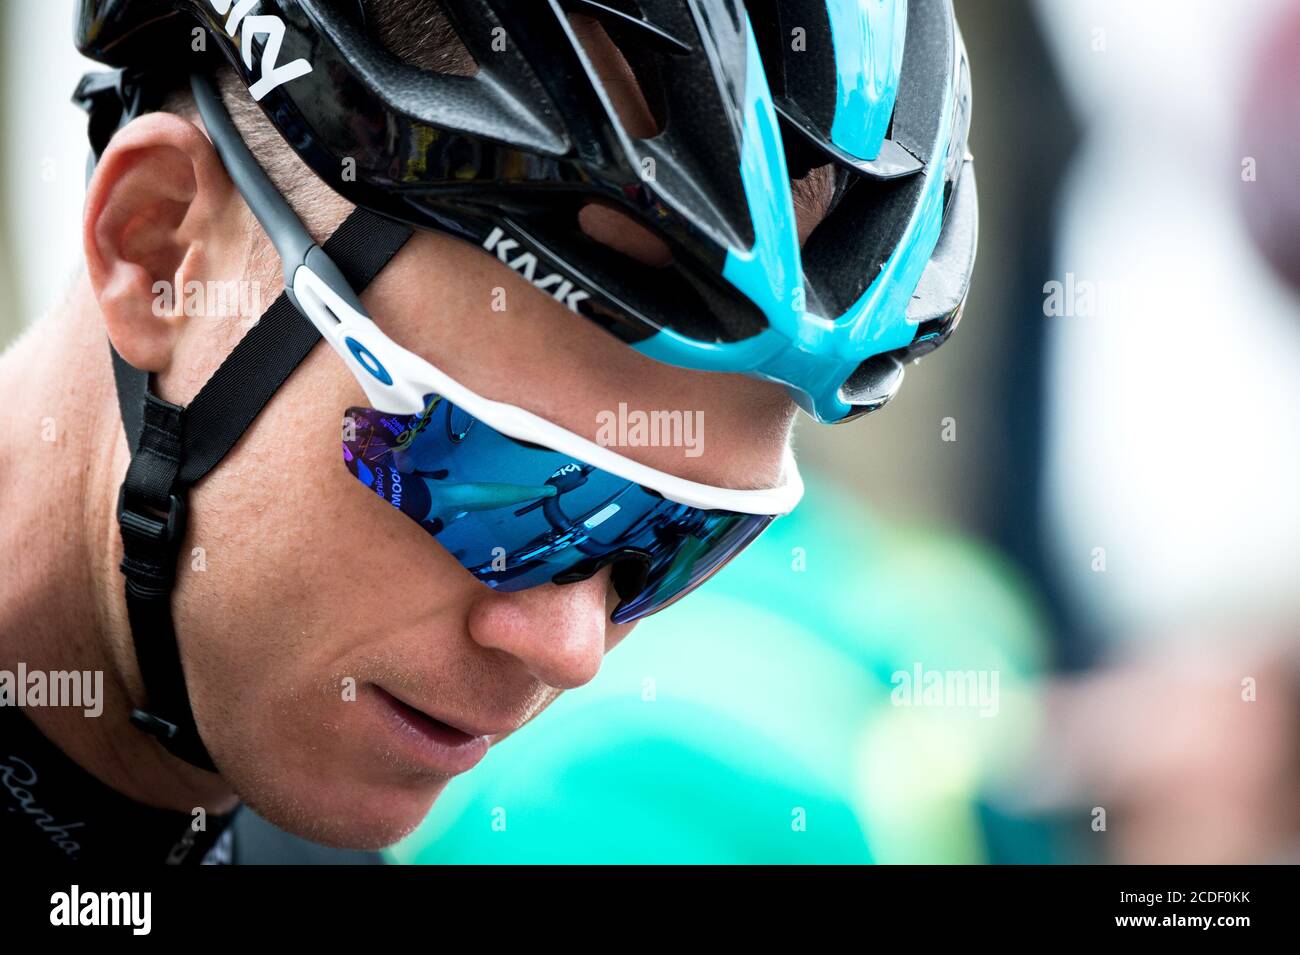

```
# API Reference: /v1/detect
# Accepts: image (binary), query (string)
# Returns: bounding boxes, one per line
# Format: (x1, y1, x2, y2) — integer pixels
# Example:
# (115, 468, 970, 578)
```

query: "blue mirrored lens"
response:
(608, 509, 771, 623)
(341, 396, 772, 620)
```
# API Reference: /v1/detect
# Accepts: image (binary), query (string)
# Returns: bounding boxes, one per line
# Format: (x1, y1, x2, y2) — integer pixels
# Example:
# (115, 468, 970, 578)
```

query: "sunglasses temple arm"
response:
(189, 72, 367, 324)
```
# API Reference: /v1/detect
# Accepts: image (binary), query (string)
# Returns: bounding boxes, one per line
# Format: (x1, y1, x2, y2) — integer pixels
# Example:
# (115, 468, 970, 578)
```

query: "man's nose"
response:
(466, 571, 614, 689)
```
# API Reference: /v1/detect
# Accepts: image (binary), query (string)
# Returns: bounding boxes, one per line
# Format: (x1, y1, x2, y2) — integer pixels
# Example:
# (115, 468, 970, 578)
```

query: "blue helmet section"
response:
(827, 0, 908, 163)
(635, 0, 960, 422)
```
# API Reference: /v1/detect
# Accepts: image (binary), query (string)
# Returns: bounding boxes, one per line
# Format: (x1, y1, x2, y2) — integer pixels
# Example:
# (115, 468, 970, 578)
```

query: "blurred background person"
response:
(991, 0, 1300, 864)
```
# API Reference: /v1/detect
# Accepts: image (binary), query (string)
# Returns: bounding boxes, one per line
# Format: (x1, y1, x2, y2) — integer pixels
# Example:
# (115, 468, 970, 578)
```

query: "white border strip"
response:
(293, 265, 804, 515)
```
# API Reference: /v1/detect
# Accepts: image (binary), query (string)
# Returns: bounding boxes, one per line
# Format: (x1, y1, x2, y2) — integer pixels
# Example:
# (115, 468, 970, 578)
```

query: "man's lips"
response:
(378, 686, 518, 739)
(368, 685, 513, 775)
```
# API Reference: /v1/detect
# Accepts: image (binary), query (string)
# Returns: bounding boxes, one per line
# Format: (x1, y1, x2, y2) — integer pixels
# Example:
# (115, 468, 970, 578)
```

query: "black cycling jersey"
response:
(1, 704, 236, 864)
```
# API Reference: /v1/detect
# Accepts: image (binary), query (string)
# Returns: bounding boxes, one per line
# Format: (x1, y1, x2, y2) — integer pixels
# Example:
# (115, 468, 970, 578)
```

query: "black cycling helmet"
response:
(75, 0, 977, 422)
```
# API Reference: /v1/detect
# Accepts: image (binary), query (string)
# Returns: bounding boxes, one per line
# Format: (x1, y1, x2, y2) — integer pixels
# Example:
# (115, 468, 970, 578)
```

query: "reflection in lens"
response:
(341, 394, 776, 622)
(610, 512, 773, 624)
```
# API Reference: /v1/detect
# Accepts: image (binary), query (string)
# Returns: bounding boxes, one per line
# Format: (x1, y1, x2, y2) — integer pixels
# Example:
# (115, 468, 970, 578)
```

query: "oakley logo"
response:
(482, 228, 592, 312)
(208, 1, 313, 101)
(344, 336, 393, 385)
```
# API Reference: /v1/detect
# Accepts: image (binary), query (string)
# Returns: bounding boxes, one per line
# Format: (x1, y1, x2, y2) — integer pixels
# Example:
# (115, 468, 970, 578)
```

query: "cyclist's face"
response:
(70, 1, 835, 843)
(159, 13, 821, 852)
(177, 221, 796, 849)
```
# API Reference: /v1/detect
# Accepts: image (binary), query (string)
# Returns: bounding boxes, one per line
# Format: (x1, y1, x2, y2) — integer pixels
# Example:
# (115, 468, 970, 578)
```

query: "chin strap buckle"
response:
(117, 486, 187, 600)
(115, 392, 219, 774)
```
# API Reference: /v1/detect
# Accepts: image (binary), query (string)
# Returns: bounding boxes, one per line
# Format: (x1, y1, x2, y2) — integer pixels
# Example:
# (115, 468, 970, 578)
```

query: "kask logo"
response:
(207, 0, 313, 101)
(482, 227, 592, 312)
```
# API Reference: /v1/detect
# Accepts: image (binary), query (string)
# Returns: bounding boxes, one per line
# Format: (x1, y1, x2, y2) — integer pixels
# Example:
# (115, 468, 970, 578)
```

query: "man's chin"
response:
(238, 773, 451, 852)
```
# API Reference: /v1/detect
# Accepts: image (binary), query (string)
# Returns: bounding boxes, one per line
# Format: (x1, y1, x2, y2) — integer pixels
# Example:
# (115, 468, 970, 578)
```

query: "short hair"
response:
(161, 0, 472, 241)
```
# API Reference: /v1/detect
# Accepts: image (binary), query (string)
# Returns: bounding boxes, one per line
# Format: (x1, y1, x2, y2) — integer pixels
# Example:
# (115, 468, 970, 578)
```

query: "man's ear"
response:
(83, 111, 237, 375)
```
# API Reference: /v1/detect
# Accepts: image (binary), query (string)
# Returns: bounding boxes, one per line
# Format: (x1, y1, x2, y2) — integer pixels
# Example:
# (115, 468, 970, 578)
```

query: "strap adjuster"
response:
(129, 706, 219, 773)
(117, 484, 187, 602)
(129, 707, 180, 741)
(117, 485, 187, 547)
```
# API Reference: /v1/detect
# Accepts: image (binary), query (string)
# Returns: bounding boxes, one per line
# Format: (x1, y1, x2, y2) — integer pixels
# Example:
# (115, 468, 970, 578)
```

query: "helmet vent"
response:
(367, 0, 479, 77)
(565, 10, 664, 138)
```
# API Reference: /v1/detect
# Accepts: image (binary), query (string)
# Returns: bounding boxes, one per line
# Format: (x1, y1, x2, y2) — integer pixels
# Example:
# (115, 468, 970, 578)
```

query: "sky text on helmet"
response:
(207, 0, 314, 101)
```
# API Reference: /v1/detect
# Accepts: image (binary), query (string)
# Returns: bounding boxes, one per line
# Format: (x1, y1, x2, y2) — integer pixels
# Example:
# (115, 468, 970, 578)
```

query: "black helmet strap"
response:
(111, 206, 412, 773)
(79, 68, 414, 773)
